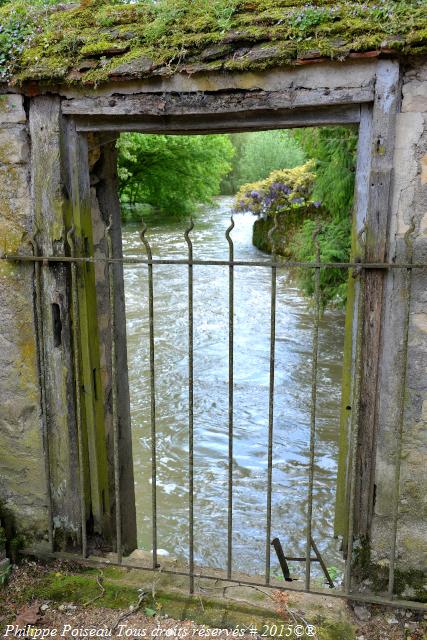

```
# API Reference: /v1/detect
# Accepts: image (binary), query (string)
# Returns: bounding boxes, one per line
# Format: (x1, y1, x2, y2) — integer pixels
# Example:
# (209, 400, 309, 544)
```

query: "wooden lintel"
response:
(73, 105, 361, 134)
(63, 88, 373, 118)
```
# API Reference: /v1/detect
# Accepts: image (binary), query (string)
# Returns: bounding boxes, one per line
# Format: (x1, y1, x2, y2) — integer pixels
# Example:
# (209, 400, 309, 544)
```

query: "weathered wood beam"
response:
(354, 60, 401, 538)
(64, 120, 112, 541)
(58, 60, 378, 100)
(29, 96, 82, 549)
(93, 134, 137, 554)
(62, 88, 373, 118)
(73, 105, 361, 134)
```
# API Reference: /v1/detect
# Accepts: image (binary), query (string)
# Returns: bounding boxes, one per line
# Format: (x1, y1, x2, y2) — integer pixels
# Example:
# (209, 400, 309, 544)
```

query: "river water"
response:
(122, 196, 345, 582)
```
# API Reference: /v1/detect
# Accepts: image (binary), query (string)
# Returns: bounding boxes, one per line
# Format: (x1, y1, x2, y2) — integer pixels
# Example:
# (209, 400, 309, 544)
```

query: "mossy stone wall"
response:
(0, 93, 47, 538)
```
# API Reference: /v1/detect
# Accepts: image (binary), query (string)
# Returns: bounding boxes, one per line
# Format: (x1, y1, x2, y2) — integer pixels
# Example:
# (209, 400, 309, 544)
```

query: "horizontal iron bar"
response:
(20, 549, 427, 612)
(1, 255, 427, 269)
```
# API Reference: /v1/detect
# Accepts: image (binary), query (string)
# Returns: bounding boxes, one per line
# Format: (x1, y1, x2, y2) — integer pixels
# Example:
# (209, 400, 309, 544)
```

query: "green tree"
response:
(234, 127, 357, 307)
(292, 126, 357, 219)
(222, 130, 305, 194)
(117, 133, 234, 220)
(289, 126, 358, 306)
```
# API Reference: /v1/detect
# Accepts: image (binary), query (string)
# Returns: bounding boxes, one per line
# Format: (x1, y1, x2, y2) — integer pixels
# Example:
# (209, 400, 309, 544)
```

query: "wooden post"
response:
(29, 96, 82, 548)
(64, 120, 111, 541)
(91, 134, 137, 553)
(354, 60, 401, 538)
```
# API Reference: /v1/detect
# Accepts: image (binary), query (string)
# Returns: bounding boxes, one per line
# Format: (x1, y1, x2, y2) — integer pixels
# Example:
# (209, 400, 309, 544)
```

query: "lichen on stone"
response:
(0, 0, 426, 86)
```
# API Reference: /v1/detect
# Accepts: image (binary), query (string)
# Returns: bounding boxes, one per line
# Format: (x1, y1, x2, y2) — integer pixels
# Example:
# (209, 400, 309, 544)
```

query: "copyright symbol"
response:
(294, 626, 304, 638)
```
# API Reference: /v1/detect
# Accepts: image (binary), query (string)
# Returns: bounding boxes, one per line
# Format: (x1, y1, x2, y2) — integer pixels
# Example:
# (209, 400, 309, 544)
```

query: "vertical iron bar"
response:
(140, 222, 157, 570)
(344, 228, 367, 593)
(185, 220, 195, 595)
(67, 227, 88, 558)
(305, 228, 321, 591)
(388, 222, 415, 596)
(265, 214, 278, 585)
(310, 536, 335, 588)
(107, 222, 122, 564)
(226, 217, 235, 581)
(30, 234, 54, 552)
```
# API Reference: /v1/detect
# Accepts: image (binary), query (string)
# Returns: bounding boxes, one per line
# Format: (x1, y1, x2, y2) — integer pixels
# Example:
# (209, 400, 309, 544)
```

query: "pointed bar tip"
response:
(184, 218, 195, 247)
(226, 215, 235, 244)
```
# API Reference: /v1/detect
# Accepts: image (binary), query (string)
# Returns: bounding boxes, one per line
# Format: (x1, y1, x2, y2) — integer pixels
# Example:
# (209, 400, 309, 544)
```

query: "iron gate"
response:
(2, 215, 427, 611)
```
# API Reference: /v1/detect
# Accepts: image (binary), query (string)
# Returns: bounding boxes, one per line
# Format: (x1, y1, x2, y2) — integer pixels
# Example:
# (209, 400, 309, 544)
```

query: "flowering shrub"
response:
(234, 161, 320, 219)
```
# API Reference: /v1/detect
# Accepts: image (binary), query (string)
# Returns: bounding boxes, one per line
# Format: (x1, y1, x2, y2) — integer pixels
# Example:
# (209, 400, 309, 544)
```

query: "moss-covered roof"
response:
(1, 0, 426, 86)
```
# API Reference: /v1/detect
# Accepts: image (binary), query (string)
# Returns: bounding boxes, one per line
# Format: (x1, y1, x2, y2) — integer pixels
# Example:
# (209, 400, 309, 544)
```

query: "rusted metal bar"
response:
(67, 227, 88, 559)
(1, 254, 426, 270)
(306, 228, 322, 591)
(265, 214, 278, 585)
(29, 233, 54, 552)
(271, 538, 293, 581)
(310, 536, 334, 588)
(106, 222, 122, 565)
(140, 222, 158, 570)
(226, 216, 235, 581)
(388, 222, 415, 596)
(184, 220, 195, 595)
(272, 535, 334, 588)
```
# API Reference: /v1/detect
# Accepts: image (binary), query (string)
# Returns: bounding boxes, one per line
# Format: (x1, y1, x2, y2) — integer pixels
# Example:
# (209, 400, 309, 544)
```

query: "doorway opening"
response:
(116, 127, 355, 588)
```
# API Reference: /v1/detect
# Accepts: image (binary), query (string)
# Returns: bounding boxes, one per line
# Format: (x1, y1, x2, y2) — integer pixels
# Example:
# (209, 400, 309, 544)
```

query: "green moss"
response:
(21, 568, 281, 625)
(15, 565, 357, 639)
(0, 0, 426, 86)
(349, 538, 427, 603)
(27, 571, 139, 609)
(317, 621, 355, 640)
(80, 40, 130, 56)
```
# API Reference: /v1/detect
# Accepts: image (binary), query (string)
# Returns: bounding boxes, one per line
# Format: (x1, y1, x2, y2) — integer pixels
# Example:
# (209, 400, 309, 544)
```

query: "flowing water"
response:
(122, 196, 345, 582)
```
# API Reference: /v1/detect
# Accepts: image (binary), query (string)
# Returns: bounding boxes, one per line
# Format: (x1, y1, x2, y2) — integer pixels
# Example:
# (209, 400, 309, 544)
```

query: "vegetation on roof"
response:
(0, 0, 426, 85)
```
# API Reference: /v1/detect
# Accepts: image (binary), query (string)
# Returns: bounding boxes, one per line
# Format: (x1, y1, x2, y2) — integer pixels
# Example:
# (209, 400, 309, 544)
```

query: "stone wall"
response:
(0, 94, 47, 537)
(371, 59, 427, 594)
(0, 58, 426, 588)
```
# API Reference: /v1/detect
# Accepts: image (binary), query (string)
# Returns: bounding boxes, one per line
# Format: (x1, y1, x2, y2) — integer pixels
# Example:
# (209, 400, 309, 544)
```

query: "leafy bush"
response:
(291, 216, 352, 308)
(234, 160, 319, 218)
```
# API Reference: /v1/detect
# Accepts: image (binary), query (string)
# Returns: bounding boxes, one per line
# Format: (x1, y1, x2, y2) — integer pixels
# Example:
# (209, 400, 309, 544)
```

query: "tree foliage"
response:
(292, 126, 357, 219)
(222, 130, 305, 194)
(234, 127, 357, 307)
(117, 133, 234, 220)
(288, 127, 358, 306)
